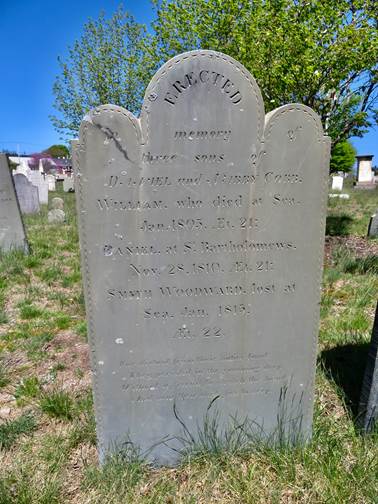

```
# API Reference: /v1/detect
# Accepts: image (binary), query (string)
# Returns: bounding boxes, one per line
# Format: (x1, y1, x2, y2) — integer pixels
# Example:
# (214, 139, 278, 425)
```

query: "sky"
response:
(0, 0, 377, 163)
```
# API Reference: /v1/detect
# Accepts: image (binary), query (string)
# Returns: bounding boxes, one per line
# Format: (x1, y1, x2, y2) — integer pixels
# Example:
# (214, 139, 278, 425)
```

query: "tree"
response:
(51, 7, 157, 139)
(28, 153, 54, 172)
(44, 144, 69, 158)
(52, 1, 378, 146)
(152, 0, 378, 146)
(330, 140, 357, 173)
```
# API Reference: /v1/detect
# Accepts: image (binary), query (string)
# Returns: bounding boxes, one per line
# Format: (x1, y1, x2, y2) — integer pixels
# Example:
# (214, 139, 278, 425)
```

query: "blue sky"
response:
(0, 0, 376, 162)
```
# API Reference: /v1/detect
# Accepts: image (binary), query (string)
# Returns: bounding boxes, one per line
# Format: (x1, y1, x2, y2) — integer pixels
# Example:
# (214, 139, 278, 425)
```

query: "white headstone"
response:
(63, 177, 74, 192)
(46, 174, 56, 191)
(331, 175, 343, 191)
(29, 171, 49, 204)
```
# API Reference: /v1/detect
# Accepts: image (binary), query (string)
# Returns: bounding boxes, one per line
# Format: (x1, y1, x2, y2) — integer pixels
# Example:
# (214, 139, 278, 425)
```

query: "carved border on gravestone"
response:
(73, 50, 330, 460)
(140, 50, 264, 145)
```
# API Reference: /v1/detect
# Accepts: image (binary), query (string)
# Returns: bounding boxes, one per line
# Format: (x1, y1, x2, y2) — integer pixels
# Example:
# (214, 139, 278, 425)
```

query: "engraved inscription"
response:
(74, 50, 329, 464)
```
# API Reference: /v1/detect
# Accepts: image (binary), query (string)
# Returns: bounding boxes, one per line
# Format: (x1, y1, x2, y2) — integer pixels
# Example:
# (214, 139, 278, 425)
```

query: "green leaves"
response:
(52, 1, 378, 149)
(330, 141, 357, 173)
(51, 7, 157, 139)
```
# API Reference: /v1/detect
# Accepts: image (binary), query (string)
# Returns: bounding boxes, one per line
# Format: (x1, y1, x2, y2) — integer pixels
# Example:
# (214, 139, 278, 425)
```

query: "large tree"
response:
(51, 7, 157, 138)
(43, 144, 69, 158)
(52, 1, 378, 146)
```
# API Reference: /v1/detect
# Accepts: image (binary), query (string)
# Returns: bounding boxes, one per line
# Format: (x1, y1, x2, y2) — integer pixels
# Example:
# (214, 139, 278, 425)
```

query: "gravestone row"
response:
(0, 155, 28, 252)
(73, 50, 330, 465)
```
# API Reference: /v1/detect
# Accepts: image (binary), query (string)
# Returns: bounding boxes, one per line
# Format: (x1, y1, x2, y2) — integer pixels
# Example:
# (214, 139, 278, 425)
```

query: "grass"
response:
(0, 188, 377, 502)
(0, 413, 37, 450)
(39, 389, 75, 421)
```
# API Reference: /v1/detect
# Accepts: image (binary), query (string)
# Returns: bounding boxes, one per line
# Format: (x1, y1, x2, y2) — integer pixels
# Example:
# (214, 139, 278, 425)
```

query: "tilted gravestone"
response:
(0, 155, 28, 252)
(368, 211, 378, 238)
(13, 174, 40, 214)
(358, 303, 378, 432)
(73, 50, 330, 465)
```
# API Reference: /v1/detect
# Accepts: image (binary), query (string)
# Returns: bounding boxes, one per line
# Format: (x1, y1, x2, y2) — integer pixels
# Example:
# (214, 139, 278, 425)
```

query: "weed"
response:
(54, 313, 71, 329)
(0, 369, 9, 389)
(0, 413, 37, 450)
(75, 320, 87, 339)
(18, 301, 43, 320)
(39, 389, 75, 421)
(23, 331, 54, 359)
(15, 376, 41, 404)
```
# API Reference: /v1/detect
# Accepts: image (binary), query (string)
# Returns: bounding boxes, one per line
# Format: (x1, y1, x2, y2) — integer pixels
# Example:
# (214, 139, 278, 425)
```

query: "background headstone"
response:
(29, 171, 48, 204)
(355, 155, 376, 189)
(0, 155, 28, 252)
(63, 177, 74, 192)
(73, 50, 330, 465)
(14, 174, 40, 214)
(331, 175, 343, 191)
(51, 197, 64, 210)
(48, 209, 65, 223)
(367, 212, 378, 238)
(358, 303, 378, 432)
(46, 174, 56, 191)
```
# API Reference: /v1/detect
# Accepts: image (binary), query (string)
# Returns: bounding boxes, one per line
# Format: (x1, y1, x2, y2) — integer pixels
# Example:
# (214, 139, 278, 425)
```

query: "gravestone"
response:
(368, 211, 378, 238)
(73, 50, 330, 465)
(63, 177, 74, 192)
(331, 175, 343, 191)
(358, 303, 378, 432)
(29, 171, 48, 204)
(355, 155, 375, 189)
(46, 174, 56, 191)
(51, 197, 64, 210)
(48, 209, 65, 223)
(13, 174, 40, 214)
(0, 155, 28, 252)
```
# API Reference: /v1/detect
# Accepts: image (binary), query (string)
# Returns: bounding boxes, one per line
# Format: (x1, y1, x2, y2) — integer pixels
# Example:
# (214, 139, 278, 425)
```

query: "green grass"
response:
(0, 413, 37, 450)
(39, 390, 75, 421)
(0, 190, 377, 502)
(326, 183, 378, 236)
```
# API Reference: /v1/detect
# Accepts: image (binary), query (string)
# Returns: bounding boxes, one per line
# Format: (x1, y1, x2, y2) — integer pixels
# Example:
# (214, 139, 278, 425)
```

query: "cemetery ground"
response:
(0, 183, 377, 504)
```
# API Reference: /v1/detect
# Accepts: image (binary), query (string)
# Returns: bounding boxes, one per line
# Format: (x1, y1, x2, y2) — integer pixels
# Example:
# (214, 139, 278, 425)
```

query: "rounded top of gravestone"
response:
(13, 173, 29, 185)
(48, 208, 65, 223)
(51, 197, 64, 210)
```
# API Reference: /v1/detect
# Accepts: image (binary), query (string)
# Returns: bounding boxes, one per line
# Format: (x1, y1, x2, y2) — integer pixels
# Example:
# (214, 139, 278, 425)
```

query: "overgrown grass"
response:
(0, 189, 377, 502)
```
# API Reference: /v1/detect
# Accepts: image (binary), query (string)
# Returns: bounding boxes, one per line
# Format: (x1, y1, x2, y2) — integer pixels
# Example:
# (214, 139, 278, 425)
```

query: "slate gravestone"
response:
(358, 303, 378, 432)
(14, 174, 40, 214)
(0, 155, 28, 252)
(73, 50, 330, 465)
(368, 212, 378, 237)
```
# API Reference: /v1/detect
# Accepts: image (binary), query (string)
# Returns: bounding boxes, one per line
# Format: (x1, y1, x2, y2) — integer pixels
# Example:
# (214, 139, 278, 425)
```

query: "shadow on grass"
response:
(319, 343, 369, 418)
(326, 214, 353, 236)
